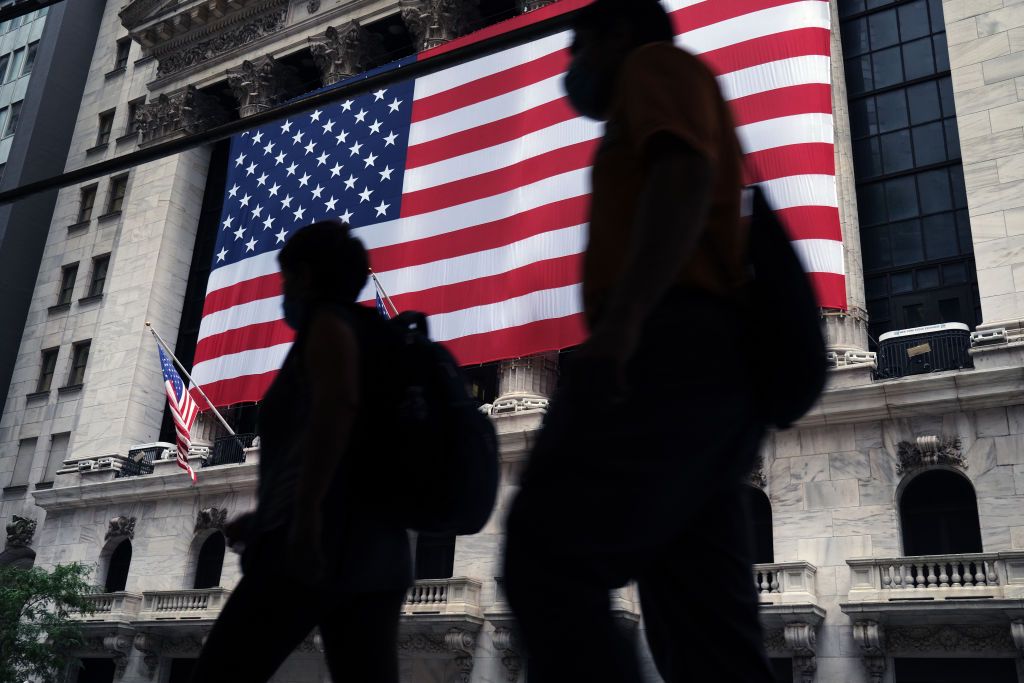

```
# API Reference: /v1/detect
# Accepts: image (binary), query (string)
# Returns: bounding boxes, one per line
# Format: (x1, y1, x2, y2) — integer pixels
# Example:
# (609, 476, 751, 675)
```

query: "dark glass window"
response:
(104, 540, 132, 592)
(900, 470, 982, 555)
(126, 98, 144, 136)
(841, 0, 978, 344)
(3, 100, 20, 137)
(78, 185, 97, 222)
(58, 263, 78, 305)
(96, 110, 114, 146)
(107, 174, 128, 213)
(115, 38, 131, 70)
(22, 41, 36, 76)
(746, 487, 774, 564)
(415, 533, 456, 580)
(68, 341, 90, 386)
(76, 658, 116, 683)
(37, 348, 58, 393)
(193, 533, 225, 589)
(88, 254, 110, 297)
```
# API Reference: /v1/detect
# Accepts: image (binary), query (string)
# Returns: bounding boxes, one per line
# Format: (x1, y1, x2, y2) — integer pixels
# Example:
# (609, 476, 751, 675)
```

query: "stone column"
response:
(825, 2, 871, 357)
(226, 55, 302, 118)
(308, 21, 384, 87)
(400, 0, 480, 52)
(491, 352, 559, 415)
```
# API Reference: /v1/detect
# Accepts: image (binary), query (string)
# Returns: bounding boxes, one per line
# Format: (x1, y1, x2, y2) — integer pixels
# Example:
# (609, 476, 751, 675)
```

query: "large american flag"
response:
(190, 0, 843, 408)
(158, 346, 199, 481)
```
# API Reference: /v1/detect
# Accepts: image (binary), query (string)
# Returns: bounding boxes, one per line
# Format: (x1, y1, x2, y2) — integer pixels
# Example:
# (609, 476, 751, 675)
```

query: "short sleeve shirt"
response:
(584, 42, 748, 326)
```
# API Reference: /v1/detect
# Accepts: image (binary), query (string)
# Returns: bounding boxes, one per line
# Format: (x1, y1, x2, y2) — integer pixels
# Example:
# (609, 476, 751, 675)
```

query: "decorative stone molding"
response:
(309, 21, 385, 86)
(133, 633, 161, 679)
(400, 0, 481, 52)
(307, 0, 320, 12)
(397, 629, 477, 682)
(784, 623, 817, 683)
(195, 507, 228, 532)
(6, 515, 36, 547)
(226, 55, 303, 117)
(491, 353, 558, 415)
(103, 634, 133, 677)
(896, 435, 965, 475)
(492, 627, 521, 682)
(106, 516, 136, 541)
(852, 620, 885, 683)
(1012, 620, 1024, 658)
(887, 624, 1015, 653)
(763, 628, 787, 653)
(750, 455, 766, 489)
(136, 85, 230, 143)
(160, 634, 205, 656)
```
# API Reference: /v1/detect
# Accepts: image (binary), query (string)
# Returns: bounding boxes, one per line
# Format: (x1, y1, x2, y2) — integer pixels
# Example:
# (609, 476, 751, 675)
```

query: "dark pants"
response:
(191, 535, 406, 683)
(503, 290, 774, 683)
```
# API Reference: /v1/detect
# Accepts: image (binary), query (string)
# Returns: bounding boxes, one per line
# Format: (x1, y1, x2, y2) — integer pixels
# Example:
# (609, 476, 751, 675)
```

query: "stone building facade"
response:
(1, 0, 1024, 682)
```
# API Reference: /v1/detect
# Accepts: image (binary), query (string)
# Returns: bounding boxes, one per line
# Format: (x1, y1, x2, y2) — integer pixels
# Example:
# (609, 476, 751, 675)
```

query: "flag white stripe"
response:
(736, 113, 834, 154)
(792, 238, 844, 275)
(206, 250, 281, 295)
(198, 295, 283, 342)
(428, 284, 582, 342)
(675, 1, 831, 55)
(192, 342, 294, 387)
(759, 174, 838, 210)
(716, 55, 831, 101)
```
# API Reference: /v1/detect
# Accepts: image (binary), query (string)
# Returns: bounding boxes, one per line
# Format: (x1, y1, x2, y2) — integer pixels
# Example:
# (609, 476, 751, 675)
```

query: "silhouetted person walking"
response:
(503, 1, 775, 681)
(192, 221, 411, 683)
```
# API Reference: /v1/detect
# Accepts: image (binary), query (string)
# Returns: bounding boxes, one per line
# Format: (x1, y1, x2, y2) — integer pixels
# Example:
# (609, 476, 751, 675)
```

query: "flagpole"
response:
(145, 322, 236, 438)
(369, 270, 400, 318)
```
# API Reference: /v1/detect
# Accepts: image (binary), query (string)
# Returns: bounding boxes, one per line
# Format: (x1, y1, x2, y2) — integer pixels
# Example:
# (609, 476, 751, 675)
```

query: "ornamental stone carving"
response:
(227, 55, 303, 118)
(195, 507, 228, 532)
(103, 634, 133, 677)
(309, 22, 385, 86)
(852, 620, 885, 683)
(784, 623, 817, 683)
(160, 635, 204, 656)
(307, 0, 320, 12)
(133, 633, 161, 679)
(136, 85, 230, 143)
(400, 0, 481, 52)
(886, 624, 1015, 653)
(106, 516, 136, 541)
(6, 515, 36, 547)
(397, 629, 477, 683)
(896, 435, 965, 475)
(491, 353, 558, 415)
(492, 628, 521, 682)
(1012, 620, 1024, 658)
(750, 454, 767, 489)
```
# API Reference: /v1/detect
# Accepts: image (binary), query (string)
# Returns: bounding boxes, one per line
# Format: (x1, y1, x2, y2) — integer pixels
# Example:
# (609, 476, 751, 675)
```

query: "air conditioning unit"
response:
(127, 442, 176, 464)
(96, 457, 123, 470)
(877, 323, 973, 379)
(77, 460, 96, 472)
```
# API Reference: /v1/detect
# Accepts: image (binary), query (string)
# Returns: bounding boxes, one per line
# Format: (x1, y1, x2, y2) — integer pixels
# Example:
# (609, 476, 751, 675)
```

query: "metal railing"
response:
(203, 433, 257, 467)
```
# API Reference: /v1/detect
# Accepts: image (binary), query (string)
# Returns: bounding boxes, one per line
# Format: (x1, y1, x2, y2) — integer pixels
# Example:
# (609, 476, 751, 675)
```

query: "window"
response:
(21, 41, 36, 76)
(36, 348, 58, 393)
(900, 470, 982, 555)
(57, 263, 78, 305)
(193, 533, 226, 589)
(106, 174, 128, 213)
(104, 539, 132, 592)
(78, 185, 97, 222)
(96, 110, 114, 146)
(414, 533, 456, 579)
(8, 438, 36, 487)
(746, 487, 774, 564)
(8, 47, 23, 81)
(40, 433, 69, 484)
(125, 98, 144, 136)
(0, 54, 10, 82)
(75, 658, 116, 683)
(115, 38, 131, 70)
(87, 254, 110, 297)
(4, 100, 21, 137)
(894, 657, 1019, 683)
(67, 340, 90, 386)
(0, 107, 9, 138)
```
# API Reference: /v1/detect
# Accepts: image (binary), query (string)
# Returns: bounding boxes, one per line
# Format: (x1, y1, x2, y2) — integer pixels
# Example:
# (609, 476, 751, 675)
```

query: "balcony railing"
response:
(403, 578, 482, 617)
(138, 588, 231, 621)
(753, 562, 819, 605)
(847, 552, 1024, 603)
(203, 433, 257, 467)
(74, 591, 143, 622)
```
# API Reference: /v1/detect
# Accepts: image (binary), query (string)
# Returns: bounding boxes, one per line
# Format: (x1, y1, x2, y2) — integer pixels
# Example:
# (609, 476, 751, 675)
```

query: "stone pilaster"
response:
(309, 21, 384, 86)
(826, 1, 870, 355)
(135, 85, 230, 144)
(226, 55, 302, 118)
(400, 0, 480, 52)
(491, 352, 559, 414)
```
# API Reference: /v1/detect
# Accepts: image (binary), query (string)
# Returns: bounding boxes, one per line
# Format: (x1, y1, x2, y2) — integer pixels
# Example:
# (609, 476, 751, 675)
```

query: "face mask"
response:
(564, 60, 610, 121)
(282, 296, 306, 330)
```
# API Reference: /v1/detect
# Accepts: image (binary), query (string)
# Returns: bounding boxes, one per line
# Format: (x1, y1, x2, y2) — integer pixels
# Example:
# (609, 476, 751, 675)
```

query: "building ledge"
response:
(115, 131, 139, 145)
(34, 481, 53, 490)
(25, 390, 49, 401)
(85, 142, 109, 155)
(759, 602, 827, 630)
(2, 484, 28, 497)
(78, 293, 103, 305)
(97, 211, 122, 222)
(67, 220, 90, 234)
(47, 302, 71, 314)
(104, 66, 127, 79)
(57, 384, 83, 396)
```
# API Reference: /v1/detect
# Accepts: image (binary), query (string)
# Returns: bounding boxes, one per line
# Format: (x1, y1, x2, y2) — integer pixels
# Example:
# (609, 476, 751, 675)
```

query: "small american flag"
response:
(376, 289, 391, 320)
(158, 346, 198, 482)
(191, 0, 842, 408)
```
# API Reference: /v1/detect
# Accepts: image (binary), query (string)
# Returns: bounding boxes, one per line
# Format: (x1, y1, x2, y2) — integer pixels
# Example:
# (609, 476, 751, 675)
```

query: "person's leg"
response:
(638, 478, 774, 683)
(318, 589, 407, 683)
(190, 571, 320, 683)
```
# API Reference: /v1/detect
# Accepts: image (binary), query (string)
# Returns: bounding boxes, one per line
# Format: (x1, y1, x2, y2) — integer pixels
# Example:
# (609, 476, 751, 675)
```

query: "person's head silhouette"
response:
(277, 220, 369, 330)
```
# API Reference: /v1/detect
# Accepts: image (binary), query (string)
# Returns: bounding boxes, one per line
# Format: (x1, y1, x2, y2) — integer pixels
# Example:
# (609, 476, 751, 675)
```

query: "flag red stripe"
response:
(700, 27, 830, 76)
(744, 143, 835, 183)
(671, 0, 825, 34)
(195, 319, 294, 365)
(444, 313, 588, 366)
(191, 370, 280, 410)
(360, 254, 583, 317)
(407, 98, 578, 169)
(807, 271, 846, 310)
(729, 83, 832, 127)
(776, 206, 842, 242)
(370, 195, 589, 272)
(203, 271, 283, 316)
(401, 139, 597, 217)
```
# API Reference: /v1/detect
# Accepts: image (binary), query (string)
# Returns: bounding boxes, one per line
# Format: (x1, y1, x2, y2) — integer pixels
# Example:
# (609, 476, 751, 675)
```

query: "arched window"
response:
(746, 486, 774, 564)
(415, 533, 456, 580)
(193, 533, 226, 589)
(900, 469, 982, 556)
(104, 540, 131, 593)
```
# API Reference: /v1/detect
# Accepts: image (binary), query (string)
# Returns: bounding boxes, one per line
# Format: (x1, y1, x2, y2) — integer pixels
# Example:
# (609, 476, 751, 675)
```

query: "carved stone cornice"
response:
(309, 21, 385, 86)
(400, 0, 481, 52)
(103, 634, 134, 678)
(852, 620, 885, 683)
(492, 628, 521, 682)
(896, 435, 965, 475)
(886, 624, 1015, 653)
(195, 507, 228, 532)
(226, 54, 303, 117)
(136, 85, 230, 143)
(784, 623, 817, 683)
(397, 628, 477, 683)
(1012, 620, 1024, 658)
(6, 515, 36, 548)
(133, 633, 161, 679)
(106, 516, 136, 541)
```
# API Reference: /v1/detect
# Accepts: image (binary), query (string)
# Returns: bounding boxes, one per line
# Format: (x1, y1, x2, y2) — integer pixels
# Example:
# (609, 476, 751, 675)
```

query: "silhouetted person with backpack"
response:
(192, 221, 412, 683)
(503, 2, 783, 681)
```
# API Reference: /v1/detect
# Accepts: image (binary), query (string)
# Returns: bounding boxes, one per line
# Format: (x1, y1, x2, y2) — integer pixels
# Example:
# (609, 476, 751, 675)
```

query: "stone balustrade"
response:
(138, 587, 230, 621)
(74, 591, 143, 622)
(403, 578, 482, 618)
(753, 562, 819, 605)
(847, 552, 1024, 602)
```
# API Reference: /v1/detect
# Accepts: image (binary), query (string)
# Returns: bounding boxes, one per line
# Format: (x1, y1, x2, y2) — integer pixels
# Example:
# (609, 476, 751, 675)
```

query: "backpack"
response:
(744, 185, 827, 429)
(381, 311, 499, 536)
